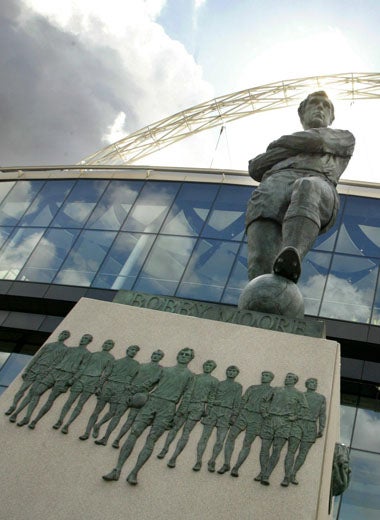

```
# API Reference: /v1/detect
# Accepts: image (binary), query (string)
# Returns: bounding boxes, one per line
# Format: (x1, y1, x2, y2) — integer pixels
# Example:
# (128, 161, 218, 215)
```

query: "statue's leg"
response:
(94, 403, 123, 445)
(127, 424, 166, 485)
(217, 426, 241, 474)
(291, 441, 313, 483)
(53, 391, 78, 429)
(246, 219, 282, 280)
(92, 403, 117, 439)
(208, 426, 229, 472)
(167, 419, 197, 467)
(157, 415, 186, 459)
(5, 379, 32, 415)
(274, 176, 333, 282)
(261, 437, 287, 485)
(282, 437, 301, 486)
(29, 386, 63, 428)
(79, 399, 107, 440)
(230, 430, 257, 477)
(112, 408, 138, 448)
(254, 437, 272, 481)
(193, 425, 213, 471)
(102, 422, 146, 481)
(62, 392, 92, 433)
(17, 383, 49, 426)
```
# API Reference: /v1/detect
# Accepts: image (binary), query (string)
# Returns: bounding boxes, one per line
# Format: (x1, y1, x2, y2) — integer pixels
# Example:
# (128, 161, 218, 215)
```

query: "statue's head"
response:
(79, 333, 93, 346)
(126, 344, 140, 358)
(102, 339, 115, 351)
(58, 330, 70, 342)
(261, 370, 274, 383)
(284, 372, 299, 386)
(305, 377, 318, 390)
(176, 347, 195, 364)
(151, 349, 164, 362)
(203, 360, 217, 374)
(226, 365, 239, 378)
(298, 91, 335, 130)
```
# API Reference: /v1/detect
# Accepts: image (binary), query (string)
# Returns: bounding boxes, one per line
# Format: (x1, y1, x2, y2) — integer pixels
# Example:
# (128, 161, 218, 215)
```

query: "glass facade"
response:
(1, 178, 380, 324)
(0, 176, 380, 519)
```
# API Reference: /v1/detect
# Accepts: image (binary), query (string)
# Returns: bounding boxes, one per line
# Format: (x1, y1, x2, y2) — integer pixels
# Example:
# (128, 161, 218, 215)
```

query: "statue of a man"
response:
(102, 347, 195, 486)
(246, 91, 355, 283)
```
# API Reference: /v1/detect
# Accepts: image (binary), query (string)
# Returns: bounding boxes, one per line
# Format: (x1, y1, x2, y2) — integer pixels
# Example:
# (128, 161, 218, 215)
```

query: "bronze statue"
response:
(217, 370, 274, 477)
(157, 359, 218, 467)
(281, 377, 326, 487)
(255, 372, 308, 485)
(7, 330, 72, 426)
(246, 91, 355, 283)
(79, 345, 140, 441)
(193, 365, 242, 473)
(95, 349, 164, 447)
(102, 348, 194, 485)
(52, 339, 115, 434)
(26, 333, 93, 429)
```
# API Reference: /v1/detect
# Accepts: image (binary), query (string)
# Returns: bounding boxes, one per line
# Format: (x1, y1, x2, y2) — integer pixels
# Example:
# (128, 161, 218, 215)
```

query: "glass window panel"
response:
(122, 181, 180, 233)
(336, 196, 380, 258)
(51, 180, 108, 228)
(54, 230, 116, 286)
(19, 180, 74, 227)
(0, 227, 13, 252)
(17, 228, 79, 283)
(0, 181, 16, 204)
(370, 277, 380, 325)
(340, 404, 356, 446)
(93, 232, 155, 290)
(299, 251, 331, 316)
(86, 180, 143, 230)
(202, 185, 251, 241)
(0, 228, 44, 279)
(319, 254, 378, 323)
(351, 386, 380, 452)
(0, 353, 32, 386)
(338, 450, 380, 520)
(134, 235, 196, 296)
(221, 242, 248, 305)
(177, 239, 240, 302)
(0, 181, 44, 226)
(161, 183, 218, 236)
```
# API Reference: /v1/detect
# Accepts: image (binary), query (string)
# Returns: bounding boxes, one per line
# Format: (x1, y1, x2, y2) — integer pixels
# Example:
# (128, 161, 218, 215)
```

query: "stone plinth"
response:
(0, 298, 339, 520)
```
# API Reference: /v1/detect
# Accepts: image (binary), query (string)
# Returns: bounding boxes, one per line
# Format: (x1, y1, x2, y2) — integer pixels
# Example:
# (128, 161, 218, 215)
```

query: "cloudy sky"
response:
(1, 0, 380, 181)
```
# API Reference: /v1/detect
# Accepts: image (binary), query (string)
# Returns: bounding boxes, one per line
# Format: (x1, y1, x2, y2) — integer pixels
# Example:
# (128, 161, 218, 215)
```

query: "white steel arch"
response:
(81, 72, 380, 165)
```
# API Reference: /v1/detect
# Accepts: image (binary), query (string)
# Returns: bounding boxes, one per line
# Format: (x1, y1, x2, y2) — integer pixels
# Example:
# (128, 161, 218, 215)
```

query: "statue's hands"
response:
(317, 430, 323, 438)
(288, 414, 297, 422)
(229, 415, 237, 426)
(22, 372, 28, 380)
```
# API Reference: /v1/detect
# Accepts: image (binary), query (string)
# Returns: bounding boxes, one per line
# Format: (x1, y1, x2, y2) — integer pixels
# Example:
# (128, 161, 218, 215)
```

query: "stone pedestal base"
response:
(0, 298, 340, 520)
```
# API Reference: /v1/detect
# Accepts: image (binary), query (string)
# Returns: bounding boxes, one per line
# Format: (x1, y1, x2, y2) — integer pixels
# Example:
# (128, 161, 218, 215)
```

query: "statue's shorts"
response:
(289, 421, 303, 441)
(30, 367, 66, 394)
(260, 414, 292, 440)
(233, 409, 262, 436)
(71, 375, 98, 394)
(300, 420, 318, 443)
(133, 395, 176, 431)
(246, 170, 339, 233)
(186, 402, 206, 421)
(201, 405, 232, 428)
(99, 381, 126, 403)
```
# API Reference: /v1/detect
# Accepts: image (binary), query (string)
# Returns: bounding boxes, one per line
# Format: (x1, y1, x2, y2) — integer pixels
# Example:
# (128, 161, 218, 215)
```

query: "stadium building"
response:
(0, 75, 379, 518)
